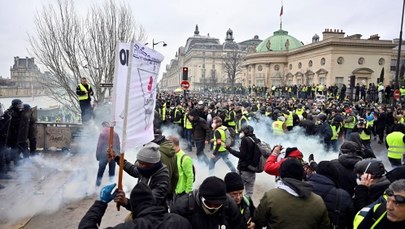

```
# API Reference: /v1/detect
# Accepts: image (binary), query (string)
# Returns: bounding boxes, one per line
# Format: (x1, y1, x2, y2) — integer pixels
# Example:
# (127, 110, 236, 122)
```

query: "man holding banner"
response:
(111, 41, 165, 210)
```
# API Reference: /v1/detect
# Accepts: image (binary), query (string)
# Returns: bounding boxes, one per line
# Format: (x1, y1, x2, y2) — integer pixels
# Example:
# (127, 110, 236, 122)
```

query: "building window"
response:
(321, 58, 326, 65)
(298, 62, 302, 69)
(274, 65, 280, 71)
(308, 60, 313, 67)
(319, 77, 325, 85)
(379, 58, 385, 66)
(358, 57, 365, 65)
(258, 65, 263, 71)
(335, 77, 344, 87)
(337, 57, 344, 64)
(289, 64, 292, 70)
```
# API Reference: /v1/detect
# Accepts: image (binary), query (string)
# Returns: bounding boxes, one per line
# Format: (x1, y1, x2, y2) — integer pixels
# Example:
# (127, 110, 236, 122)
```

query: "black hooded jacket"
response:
(227, 131, 259, 172)
(331, 154, 363, 197)
(171, 190, 244, 229)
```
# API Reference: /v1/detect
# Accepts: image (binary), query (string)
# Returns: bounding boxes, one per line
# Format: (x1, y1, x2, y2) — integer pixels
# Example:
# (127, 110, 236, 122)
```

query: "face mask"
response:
(356, 178, 362, 185)
(201, 197, 222, 215)
(239, 133, 245, 138)
(211, 123, 216, 129)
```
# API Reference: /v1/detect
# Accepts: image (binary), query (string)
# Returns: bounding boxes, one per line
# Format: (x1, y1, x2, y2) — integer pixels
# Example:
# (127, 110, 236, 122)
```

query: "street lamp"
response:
(202, 68, 206, 91)
(395, 0, 405, 89)
(152, 39, 167, 50)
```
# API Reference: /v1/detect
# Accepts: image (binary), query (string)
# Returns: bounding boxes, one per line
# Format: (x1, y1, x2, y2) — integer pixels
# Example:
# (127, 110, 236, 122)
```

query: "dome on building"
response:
(256, 29, 303, 52)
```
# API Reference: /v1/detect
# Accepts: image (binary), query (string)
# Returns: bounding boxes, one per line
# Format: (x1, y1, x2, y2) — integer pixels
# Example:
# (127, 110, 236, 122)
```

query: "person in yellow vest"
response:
(400, 85, 405, 100)
(173, 103, 184, 135)
(330, 120, 341, 152)
(343, 108, 356, 140)
(385, 124, 405, 168)
(272, 116, 286, 136)
(183, 109, 194, 152)
(353, 179, 405, 229)
(353, 118, 372, 149)
(209, 116, 237, 175)
(283, 110, 294, 131)
(235, 109, 249, 134)
(159, 102, 167, 124)
(76, 77, 94, 123)
(225, 104, 236, 128)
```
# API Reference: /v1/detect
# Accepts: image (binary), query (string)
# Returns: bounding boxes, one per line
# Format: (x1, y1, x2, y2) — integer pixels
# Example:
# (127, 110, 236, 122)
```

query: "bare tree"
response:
(29, 0, 146, 115)
(223, 48, 244, 87)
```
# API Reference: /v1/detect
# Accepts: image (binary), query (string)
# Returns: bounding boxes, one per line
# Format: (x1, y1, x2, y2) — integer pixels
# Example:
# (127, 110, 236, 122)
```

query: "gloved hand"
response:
(308, 154, 314, 163)
(99, 183, 117, 203)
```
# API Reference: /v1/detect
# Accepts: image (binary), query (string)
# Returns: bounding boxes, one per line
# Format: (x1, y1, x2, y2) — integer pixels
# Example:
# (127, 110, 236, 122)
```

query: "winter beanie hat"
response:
(199, 176, 227, 204)
(137, 142, 161, 164)
(285, 147, 303, 159)
(224, 172, 244, 193)
(316, 161, 339, 185)
(130, 182, 155, 216)
(279, 158, 304, 180)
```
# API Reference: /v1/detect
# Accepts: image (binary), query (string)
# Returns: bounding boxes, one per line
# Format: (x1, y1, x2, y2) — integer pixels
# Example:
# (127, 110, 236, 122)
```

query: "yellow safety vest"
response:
(344, 116, 356, 129)
(331, 125, 340, 140)
(386, 131, 405, 159)
(295, 109, 304, 116)
(400, 88, 405, 96)
(353, 202, 386, 229)
(236, 115, 248, 133)
(183, 115, 193, 129)
(215, 126, 227, 152)
(226, 110, 236, 127)
(78, 84, 90, 100)
(285, 113, 293, 127)
(272, 120, 284, 135)
(173, 108, 183, 124)
(359, 123, 371, 141)
(160, 103, 167, 121)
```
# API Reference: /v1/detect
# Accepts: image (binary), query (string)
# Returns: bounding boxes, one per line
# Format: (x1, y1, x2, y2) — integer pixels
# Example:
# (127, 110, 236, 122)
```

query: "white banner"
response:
(112, 41, 164, 151)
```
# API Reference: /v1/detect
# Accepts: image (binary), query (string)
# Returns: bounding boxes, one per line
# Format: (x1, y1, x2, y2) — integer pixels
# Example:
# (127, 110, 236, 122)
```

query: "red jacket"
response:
(264, 149, 303, 176)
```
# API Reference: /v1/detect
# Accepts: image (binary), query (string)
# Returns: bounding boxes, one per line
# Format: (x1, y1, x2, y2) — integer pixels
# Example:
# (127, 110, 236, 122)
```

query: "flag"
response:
(112, 41, 164, 151)
(280, 6, 283, 16)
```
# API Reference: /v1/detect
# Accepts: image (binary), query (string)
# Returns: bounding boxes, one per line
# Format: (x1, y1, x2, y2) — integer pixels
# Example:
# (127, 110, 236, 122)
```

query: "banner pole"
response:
(117, 40, 134, 211)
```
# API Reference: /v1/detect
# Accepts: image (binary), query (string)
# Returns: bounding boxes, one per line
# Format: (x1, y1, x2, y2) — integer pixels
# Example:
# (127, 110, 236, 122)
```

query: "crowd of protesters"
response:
(3, 81, 405, 228)
(79, 82, 405, 228)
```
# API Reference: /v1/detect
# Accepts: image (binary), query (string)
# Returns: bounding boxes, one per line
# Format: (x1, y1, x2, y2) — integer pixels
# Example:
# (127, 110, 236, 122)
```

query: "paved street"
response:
(0, 134, 390, 229)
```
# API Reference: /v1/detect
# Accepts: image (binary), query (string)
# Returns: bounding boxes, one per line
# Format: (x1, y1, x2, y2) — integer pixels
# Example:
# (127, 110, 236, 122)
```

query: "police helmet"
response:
(354, 158, 386, 178)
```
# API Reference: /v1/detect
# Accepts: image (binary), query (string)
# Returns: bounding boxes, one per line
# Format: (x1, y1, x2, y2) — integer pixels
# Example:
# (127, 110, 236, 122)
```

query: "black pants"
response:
(79, 101, 92, 123)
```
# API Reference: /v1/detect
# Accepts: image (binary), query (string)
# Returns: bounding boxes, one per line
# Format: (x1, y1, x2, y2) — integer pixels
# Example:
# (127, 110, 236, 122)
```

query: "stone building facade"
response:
(162, 25, 262, 91)
(242, 29, 397, 88)
(0, 57, 45, 97)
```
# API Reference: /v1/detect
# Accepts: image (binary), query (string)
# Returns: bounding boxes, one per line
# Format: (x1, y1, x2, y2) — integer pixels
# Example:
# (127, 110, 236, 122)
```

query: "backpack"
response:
(222, 126, 236, 147)
(246, 137, 271, 173)
(180, 154, 196, 182)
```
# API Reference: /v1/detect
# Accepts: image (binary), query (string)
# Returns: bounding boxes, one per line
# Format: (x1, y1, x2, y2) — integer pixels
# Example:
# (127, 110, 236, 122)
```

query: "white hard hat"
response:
(277, 116, 286, 122)
(198, 100, 203, 105)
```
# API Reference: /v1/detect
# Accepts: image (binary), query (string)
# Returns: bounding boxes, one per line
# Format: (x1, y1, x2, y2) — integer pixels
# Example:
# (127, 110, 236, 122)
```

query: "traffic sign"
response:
(394, 89, 401, 100)
(181, 80, 190, 90)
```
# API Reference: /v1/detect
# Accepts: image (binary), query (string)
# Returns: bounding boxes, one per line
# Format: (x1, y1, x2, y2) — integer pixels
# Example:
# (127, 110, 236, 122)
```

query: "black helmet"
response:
(354, 158, 386, 178)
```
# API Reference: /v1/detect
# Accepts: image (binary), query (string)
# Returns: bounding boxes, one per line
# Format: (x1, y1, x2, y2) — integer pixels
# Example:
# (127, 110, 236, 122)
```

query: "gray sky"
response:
(0, 0, 402, 79)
